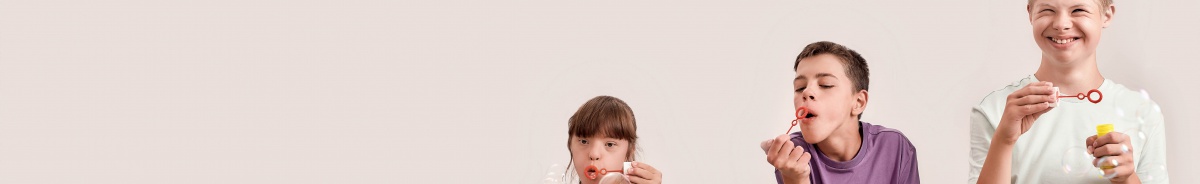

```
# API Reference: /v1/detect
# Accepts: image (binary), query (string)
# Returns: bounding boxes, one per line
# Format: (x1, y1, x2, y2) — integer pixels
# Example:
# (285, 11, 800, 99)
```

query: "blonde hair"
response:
(1028, 0, 1113, 11)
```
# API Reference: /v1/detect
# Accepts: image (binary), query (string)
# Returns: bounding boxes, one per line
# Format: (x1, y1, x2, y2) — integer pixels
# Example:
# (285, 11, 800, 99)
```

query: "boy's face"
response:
(793, 54, 864, 144)
(1028, 0, 1113, 64)
(570, 135, 630, 184)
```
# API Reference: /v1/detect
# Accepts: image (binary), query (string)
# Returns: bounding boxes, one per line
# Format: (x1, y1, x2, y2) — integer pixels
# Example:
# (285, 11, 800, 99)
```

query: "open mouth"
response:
(585, 165, 599, 179)
(802, 111, 817, 121)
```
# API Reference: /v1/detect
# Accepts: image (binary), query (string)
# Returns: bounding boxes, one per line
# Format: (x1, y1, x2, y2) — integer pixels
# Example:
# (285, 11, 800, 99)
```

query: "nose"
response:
(588, 144, 602, 161)
(1050, 12, 1072, 31)
(798, 85, 816, 103)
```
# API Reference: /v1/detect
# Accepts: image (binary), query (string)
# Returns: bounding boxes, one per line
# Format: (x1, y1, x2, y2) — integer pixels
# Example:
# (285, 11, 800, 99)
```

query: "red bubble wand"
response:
(582, 162, 631, 180)
(1059, 89, 1103, 104)
(786, 107, 809, 134)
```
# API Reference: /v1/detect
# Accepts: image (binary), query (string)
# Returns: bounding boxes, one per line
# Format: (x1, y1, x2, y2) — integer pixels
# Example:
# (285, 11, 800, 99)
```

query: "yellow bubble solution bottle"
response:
(1096, 124, 1115, 170)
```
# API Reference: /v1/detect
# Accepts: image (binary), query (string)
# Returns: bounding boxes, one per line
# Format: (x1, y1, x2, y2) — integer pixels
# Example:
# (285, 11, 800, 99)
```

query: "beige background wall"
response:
(2, 0, 1197, 183)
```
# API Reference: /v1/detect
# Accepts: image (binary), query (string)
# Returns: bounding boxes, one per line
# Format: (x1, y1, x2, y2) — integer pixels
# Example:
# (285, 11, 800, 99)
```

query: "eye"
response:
(795, 87, 806, 92)
(579, 139, 589, 145)
(1072, 8, 1088, 13)
(1040, 9, 1054, 13)
(605, 142, 617, 147)
(819, 85, 834, 89)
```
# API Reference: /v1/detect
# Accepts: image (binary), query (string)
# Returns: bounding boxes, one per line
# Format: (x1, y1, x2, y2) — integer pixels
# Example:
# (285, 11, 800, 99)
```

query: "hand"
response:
(625, 161, 661, 184)
(1086, 132, 1139, 183)
(995, 81, 1057, 144)
(765, 134, 812, 184)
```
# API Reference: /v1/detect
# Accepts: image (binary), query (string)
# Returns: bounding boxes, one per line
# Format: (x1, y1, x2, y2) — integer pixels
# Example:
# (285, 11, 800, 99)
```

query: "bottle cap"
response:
(1097, 124, 1114, 137)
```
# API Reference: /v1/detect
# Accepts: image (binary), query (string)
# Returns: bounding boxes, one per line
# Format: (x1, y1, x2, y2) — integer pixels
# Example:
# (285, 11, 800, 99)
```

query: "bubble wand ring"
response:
(1058, 89, 1103, 104)
(786, 107, 809, 134)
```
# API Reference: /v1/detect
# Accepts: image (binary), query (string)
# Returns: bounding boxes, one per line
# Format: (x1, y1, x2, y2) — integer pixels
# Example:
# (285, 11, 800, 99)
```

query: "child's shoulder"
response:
(976, 75, 1036, 109)
(862, 122, 916, 150)
(1102, 79, 1158, 105)
(973, 75, 1036, 122)
(1101, 79, 1163, 117)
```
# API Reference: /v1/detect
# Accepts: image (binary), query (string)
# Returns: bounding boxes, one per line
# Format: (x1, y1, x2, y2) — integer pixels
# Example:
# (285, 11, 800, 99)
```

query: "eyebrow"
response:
(1037, 3, 1090, 9)
(795, 73, 838, 81)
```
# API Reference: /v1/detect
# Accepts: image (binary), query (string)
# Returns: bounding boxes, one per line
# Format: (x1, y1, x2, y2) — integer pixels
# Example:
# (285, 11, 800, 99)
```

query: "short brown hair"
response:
(793, 41, 870, 92)
(567, 95, 639, 161)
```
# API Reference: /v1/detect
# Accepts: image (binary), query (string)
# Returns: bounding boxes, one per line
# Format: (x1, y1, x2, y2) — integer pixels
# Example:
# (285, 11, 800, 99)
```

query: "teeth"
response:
(1051, 37, 1078, 44)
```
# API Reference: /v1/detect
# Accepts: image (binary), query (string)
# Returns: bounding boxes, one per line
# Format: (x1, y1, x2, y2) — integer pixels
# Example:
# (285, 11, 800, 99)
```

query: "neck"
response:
(815, 119, 862, 162)
(1034, 54, 1105, 94)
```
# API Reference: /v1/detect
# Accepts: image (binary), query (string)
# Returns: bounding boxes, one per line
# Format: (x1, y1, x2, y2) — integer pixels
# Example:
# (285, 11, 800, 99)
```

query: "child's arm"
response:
(975, 82, 1057, 184)
(968, 108, 995, 183)
(977, 132, 1018, 184)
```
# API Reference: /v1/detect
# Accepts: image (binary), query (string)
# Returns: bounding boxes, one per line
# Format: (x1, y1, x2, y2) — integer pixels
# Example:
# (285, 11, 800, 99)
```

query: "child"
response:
(761, 41, 919, 184)
(566, 96, 662, 184)
(969, 0, 1170, 183)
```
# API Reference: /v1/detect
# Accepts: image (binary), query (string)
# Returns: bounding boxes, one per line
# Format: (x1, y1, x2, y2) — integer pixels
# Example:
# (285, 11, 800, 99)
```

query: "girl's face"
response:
(793, 54, 864, 144)
(570, 135, 630, 184)
(1028, 0, 1113, 64)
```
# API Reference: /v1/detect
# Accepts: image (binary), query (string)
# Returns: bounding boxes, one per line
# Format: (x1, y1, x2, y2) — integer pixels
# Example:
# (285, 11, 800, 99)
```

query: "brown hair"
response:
(566, 95, 639, 161)
(794, 41, 870, 92)
(563, 96, 639, 181)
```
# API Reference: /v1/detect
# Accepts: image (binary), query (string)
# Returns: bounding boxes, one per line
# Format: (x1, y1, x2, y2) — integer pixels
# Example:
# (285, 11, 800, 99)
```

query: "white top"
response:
(968, 75, 1170, 183)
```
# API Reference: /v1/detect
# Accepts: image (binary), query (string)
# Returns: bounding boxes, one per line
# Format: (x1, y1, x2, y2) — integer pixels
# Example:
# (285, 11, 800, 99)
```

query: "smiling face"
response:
(570, 135, 631, 184)
(793, 54, 865, 144)
(1028, 0, 1114, 65)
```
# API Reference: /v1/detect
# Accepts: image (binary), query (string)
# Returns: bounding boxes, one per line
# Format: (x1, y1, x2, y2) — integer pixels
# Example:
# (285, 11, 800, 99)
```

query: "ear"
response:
(1102, 4, 1116, 28)
(1027, 4, 1035, 23)
(852, 89, 868, 117)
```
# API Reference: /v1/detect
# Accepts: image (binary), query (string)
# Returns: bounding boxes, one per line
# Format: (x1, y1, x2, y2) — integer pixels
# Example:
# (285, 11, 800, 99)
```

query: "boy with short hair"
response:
(762, 41, 920, 184)
(969, 0, 1170, 183)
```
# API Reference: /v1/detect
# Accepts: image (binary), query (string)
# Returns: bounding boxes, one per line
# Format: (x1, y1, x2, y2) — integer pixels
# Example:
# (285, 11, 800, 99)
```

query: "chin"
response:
(799, 130, 826, 144)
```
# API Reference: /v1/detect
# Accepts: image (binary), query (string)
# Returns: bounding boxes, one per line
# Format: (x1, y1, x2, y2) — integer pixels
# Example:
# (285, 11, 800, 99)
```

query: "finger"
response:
(798, 152, 812, 165)
(796, 152, 812, 174)
(789, 146, 806, 163)
(1032, 107, 1052, 119)
(626, 174, 653, 184)
(1092, 132, 1129, 148)
(626, 166, 652, 180)
(767, 135, 788, 161)
(1010, 84, 1056, 99)
(1011, 93, 1056, 106)
(761, 139, 774, 153)
(772, 134, 792, 156)
(1085, 135, 1097, 155)
(772, 141, 795, 165)
(1092, 143, 1132, 157)
(632, 162, 659, 175)
(1032, 81, 1051, 87)
(1100, 159, 1136, 181)
(1094, 155, 1117, 168)
(1014, 102, 1053, 116)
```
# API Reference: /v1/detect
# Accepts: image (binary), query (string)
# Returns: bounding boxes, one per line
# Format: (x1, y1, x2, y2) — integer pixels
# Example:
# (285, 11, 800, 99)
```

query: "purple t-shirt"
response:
(774, 121, 920, 184)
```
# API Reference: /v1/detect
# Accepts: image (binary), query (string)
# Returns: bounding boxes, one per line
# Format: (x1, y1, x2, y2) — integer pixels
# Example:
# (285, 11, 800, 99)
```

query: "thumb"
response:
(760, 139, 774, 153)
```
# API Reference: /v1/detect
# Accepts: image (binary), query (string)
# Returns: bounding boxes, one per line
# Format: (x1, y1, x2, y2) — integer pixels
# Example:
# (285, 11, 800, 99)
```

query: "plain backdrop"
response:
(2, 0, 1198, 183)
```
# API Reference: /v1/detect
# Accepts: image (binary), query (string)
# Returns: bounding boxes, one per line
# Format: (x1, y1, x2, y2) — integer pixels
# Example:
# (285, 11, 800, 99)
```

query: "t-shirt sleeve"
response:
(900, 136, 920, 184)
(1135, 101, 1170, 184)
(968, 106, 996, 184)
